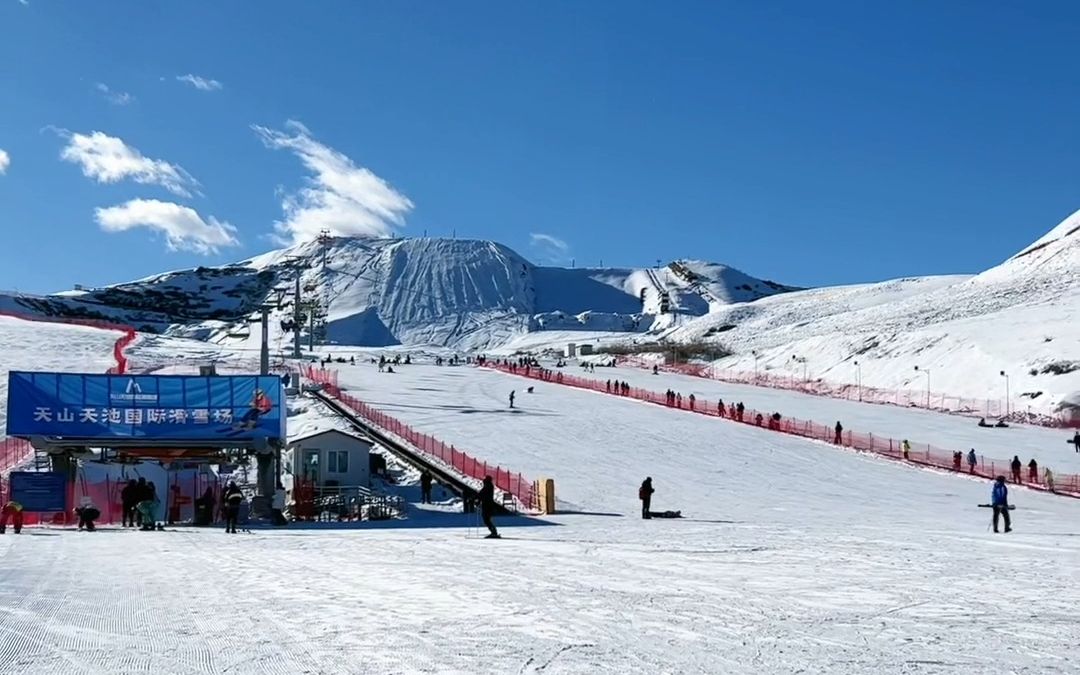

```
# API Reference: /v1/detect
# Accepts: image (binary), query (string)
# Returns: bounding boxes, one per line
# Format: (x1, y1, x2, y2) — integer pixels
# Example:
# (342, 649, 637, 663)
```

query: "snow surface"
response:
(3, 343, 1080, 671)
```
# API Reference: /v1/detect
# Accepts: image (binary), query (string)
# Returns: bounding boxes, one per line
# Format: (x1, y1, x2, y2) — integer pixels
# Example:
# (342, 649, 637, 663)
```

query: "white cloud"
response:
(176, 74, 223, 92)
(252, 120, 413, 244)
(0, 149, 9, 175)
(60, 131, 199, 198)
(94, 199, 239, 255)
(18, 0, 29, 5)
(530, 233, 569, 253)
(530, 232, 572, 263)
(95, 82, 134, 106)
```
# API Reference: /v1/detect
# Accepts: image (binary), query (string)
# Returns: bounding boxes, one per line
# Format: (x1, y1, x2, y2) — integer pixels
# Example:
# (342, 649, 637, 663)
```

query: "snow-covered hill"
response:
(0, 236, 793, 350)
(656, 209, 1080, 417)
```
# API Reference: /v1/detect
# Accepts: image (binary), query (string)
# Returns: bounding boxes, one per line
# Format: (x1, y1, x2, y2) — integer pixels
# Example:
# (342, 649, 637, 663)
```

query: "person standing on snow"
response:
(121, 479, 138, 528)
(639, 477, 655, 520)
(478, 476, 500, 539)
(137, 482, 161, 531)
(0, 500, 23, 534)
(834, 421, 843, 444)
(223, 482, 244, 534)
(272, 483, 287, 526)
(1010, 456, 1023, 484)
(902, 439, 911, 461)
(1045, 467, 1056, 492)
(1073, 431, 1080, 453)
(1028, 458, 1039, 483)
(420, 470, 433, 504)
(509, 391, 516, 409)
(991, 476, 1012, 533)
(967, 448, 978, 473)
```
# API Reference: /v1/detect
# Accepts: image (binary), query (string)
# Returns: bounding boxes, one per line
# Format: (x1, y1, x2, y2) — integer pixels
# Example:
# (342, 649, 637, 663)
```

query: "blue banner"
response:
(5, 373, 285, 443)
(9, 472, 67, 512)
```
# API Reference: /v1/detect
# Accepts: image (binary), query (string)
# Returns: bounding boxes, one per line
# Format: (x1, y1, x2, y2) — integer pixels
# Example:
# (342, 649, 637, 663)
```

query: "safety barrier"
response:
(616, 356, 1074, 428)
(485, 362, 1080, 499)
(301, 366, 540, 511)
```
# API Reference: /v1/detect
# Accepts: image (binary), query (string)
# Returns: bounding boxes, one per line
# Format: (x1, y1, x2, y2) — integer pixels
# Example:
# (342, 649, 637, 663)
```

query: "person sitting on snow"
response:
(978, 417, 991, 427)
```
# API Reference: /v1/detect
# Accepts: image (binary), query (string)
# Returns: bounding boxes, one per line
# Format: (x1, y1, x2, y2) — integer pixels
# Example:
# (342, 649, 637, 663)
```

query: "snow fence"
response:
(301, 366, 541, 512)
(486, 362, 1080, 499)
(618, 356, 1075, 429)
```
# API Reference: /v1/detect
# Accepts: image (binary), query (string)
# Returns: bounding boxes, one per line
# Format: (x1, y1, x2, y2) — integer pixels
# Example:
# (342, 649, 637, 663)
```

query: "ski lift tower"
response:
(317, 228, 333, 271)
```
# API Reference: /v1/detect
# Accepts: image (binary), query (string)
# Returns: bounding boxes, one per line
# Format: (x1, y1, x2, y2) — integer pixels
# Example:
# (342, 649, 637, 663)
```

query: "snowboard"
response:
(977, 504, 1016, 510)
(646, 510, 683, 519)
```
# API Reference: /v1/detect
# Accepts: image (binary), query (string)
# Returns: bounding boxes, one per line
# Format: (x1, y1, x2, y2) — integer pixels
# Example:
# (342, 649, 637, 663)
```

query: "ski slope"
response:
(2, 361, 1080, 672)
(563, 363, 1080, 474)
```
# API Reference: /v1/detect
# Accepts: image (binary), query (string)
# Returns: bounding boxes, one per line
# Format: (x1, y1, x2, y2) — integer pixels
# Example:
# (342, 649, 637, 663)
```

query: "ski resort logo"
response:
(110, 378, 159, 403)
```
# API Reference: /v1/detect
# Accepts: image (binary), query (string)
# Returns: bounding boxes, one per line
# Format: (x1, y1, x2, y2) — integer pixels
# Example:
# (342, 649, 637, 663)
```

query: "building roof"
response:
(288, 428, 373, 446)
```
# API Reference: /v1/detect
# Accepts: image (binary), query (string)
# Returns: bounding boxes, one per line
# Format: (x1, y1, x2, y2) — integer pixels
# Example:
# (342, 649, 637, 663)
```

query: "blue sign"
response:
(9, 471, 67, 512)
(5, 373, 285, 443)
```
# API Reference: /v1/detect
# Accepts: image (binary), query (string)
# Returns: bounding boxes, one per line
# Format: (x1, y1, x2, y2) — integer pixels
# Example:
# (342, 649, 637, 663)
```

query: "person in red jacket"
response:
(0, 501, 24, 534)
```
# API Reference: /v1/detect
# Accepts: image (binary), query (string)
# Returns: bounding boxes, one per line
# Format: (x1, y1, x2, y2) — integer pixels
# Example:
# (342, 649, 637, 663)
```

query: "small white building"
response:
(565, 343, 577, 358)
(289, 429, 373, 490)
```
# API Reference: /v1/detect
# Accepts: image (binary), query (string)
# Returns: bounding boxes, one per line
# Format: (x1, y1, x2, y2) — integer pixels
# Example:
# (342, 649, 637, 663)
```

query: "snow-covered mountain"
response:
(656, 209, 1080, 417)
(0, 236, 794, 350)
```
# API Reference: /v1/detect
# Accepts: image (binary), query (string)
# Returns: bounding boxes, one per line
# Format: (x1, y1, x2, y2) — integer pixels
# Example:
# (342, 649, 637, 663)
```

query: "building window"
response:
(328, 450, 349, 474)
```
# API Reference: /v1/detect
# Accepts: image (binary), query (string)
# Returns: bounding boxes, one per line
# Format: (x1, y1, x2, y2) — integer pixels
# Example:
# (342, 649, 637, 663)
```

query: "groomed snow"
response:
(3, 333, 1080, 672)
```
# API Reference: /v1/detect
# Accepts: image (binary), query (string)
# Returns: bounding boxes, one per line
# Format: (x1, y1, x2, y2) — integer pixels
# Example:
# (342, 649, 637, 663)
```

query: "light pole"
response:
(1000, 370, 1010, 418)
(854, 360, 862, 401)
(914, 365, 931, 408)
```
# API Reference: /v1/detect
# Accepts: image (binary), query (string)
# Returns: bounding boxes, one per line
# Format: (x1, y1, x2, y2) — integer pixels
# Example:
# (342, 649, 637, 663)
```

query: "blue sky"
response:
(0, 1, 1077, 293)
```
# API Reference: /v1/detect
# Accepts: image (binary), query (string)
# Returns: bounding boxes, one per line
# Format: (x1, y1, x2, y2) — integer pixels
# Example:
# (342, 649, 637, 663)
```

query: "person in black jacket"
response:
(223, 482, 244, 534)
(420, 470, 433, 504)
(478, 476, 500, 539)
(121, 479, 138, 528)
(639, 477, 655, 519)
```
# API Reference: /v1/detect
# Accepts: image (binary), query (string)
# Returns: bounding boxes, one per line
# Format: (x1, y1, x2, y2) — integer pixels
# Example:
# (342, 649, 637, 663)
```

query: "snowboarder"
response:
(1010, 456, 1023, 484)
(688, 394, 696, 411)
(1028, 458, 1039, 483)
(223, 482, 244, 534)
(903, 439, 911, 461)
(967, 448, 978, 473)
(75, 499, 101, 532)
(420, 470, 433, 504)
(350, 356, 355, 365)
(1045, 467, 1056, 492)
(978, 417, 991, 428)
(0, 500, 23, 534)
(652, 365, 659, 375)
(717, 399, 725, 417)
(478, 476, 500, 539)
(639, 477, 655, 520)
(991, 476, 1012, 533)
(834, 421, 843, 444)
(509, 391, 516, 409)
(121, 479, 138, 528)
(736, 402, 745, 422)
(606, 380, 612, 393)
(1073, 431, 1080, 453)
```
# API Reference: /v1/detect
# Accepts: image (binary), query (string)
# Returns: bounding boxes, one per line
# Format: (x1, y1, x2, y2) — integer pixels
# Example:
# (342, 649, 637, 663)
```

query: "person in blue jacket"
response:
(991, 476, 1011, 533)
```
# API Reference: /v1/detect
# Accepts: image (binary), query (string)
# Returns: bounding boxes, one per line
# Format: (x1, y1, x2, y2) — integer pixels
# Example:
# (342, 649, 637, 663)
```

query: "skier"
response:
(509, 391, 516, 409)
(420, 470, 433, 504)
(1028, 458, 1039, 483)
(717, 399, 725, 418)
(652, 365, 659, 375)
(952, 450, 962, 471)
(350, 356, 355, 365)
(834, 421, 843, 444)
(478, 476, 500, 539)
(271, 483, 287, 526)
(1010, 456, 1022, 484)
(688, 394, 696, 411)
(736, 402, 745, 422)
(137, 482, 160, 531)
(606, 380, 612, 393)
(990, 476, 1012, 533)
(639, 477, 655, 520)
(967, 448, 978, 473)
(902, 439, 911, 461)
(1073, 431, 1080, 453)
(75, 498, 101, 532)
(121, 478, 138, 528)
(0, 500, 23, 534)
(1045, 467, 1056, 492)
(223, 482, 244, 534)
